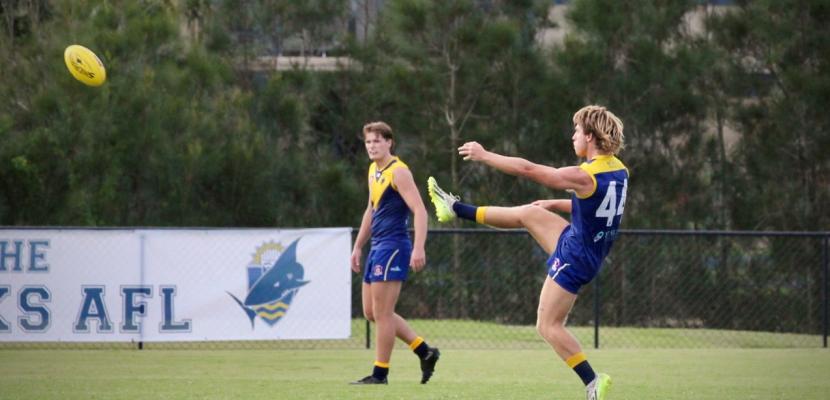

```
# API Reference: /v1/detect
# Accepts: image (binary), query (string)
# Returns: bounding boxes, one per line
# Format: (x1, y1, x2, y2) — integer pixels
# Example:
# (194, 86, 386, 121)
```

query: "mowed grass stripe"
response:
(1, 348, 829, 399)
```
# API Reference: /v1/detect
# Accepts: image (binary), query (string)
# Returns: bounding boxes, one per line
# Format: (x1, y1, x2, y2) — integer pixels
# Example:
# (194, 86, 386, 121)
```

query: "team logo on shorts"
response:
(550, 257, 570, 279)
(227, 238, 310, 329)
(373, 264, 384, 276)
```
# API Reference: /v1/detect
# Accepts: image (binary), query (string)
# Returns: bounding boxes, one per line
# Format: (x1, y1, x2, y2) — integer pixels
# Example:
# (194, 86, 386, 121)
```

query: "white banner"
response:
(0, 228, 351, 342)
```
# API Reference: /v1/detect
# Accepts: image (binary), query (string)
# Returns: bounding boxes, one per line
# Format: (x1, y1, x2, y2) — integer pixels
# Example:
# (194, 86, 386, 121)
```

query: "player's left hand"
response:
(458, 141, 487, 161)
(531, 199, 555, 210)
(410, 247, 426, 272)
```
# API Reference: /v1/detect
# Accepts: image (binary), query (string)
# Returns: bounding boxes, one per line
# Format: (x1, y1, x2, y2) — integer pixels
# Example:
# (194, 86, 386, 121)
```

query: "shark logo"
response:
(227, 238, 310, 328)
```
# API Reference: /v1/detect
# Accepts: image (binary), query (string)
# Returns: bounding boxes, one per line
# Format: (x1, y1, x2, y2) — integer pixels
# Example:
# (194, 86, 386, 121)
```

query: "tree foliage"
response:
(707, 0, 830, 230)
(0, 0, 826, 231)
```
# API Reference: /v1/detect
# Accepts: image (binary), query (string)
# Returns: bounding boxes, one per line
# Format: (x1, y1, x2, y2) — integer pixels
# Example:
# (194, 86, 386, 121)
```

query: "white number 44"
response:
(596, 179, 627, 227)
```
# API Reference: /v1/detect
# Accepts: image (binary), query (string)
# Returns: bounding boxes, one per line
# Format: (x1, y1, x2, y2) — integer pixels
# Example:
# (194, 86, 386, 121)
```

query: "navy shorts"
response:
(546, 225, 600, 294)
(363, 247, 411, 283)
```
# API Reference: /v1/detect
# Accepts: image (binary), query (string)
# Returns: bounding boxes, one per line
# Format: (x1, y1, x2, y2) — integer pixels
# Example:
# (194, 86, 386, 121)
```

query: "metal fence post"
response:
(823, 236, 828, 348)
(138, 233, 145, 351)
(594, 273, 600, 349)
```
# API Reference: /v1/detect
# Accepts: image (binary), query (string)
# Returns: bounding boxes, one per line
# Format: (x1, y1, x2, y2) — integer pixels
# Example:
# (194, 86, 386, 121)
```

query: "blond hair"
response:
(573, 105, 625, 154)
(363, 121, 395, 153)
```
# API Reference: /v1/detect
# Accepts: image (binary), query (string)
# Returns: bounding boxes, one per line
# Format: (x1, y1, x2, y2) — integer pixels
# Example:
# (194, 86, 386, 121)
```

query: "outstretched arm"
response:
(393, 167, 427, 272)
(458, 141, 594, 195)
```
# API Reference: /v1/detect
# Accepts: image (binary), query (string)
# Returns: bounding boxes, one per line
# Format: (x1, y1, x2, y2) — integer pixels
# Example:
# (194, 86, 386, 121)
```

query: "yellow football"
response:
(64, 45, 106, 87)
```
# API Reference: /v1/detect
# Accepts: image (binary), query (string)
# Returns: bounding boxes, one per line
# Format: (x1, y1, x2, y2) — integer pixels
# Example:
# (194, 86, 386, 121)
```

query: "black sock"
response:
(372, 361, 389, 380)
(566, 352, 596, 386)
(452, 201, 479, 221)
(410, 336, 431, 359)
(413, 341, 430, 359)
(573, 360, 596, 386)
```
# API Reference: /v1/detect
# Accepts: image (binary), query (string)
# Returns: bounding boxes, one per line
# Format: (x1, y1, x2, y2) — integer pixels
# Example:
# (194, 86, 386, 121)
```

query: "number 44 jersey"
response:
(567, 154, 629, 269)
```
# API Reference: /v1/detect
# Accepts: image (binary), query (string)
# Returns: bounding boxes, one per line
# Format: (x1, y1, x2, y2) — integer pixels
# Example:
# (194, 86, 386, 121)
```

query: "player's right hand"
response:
(350, 248, 362, 273)
(458, 141, 487, 161)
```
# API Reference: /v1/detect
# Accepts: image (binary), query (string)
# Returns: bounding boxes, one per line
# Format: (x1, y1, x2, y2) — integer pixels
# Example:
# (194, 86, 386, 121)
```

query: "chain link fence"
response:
(353, 229, 829, 349)
(2, 229, 826, 350)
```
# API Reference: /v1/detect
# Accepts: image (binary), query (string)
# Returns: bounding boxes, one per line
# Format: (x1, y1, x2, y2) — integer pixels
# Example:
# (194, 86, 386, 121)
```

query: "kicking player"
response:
(428, 105, 626, 400)
(350, 121, 440, 385)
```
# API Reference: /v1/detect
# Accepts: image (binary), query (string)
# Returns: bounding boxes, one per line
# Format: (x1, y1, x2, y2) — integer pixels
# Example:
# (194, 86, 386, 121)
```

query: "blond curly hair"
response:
(573, 105, 625, 155)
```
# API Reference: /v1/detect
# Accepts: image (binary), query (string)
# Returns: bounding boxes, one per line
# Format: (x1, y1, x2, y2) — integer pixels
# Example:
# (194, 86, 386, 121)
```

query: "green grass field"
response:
(1, 320, 828, 399)
(1, 348, 829, 399)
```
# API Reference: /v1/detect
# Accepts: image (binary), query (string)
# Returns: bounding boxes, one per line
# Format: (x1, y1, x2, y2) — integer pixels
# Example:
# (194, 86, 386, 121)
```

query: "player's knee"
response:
(535, 319, 548, 338)
(519, 204, 546, 224)
(535, 314, 552, 337)
(518, 204, 535, 216)
(536, 312, 567, 338)
(363, 310, 375, 322)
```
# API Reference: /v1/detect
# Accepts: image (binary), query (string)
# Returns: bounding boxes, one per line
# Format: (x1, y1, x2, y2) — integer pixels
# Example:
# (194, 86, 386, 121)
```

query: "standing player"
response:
(350, 121, 440, 385)
(428, 105, 626, 399)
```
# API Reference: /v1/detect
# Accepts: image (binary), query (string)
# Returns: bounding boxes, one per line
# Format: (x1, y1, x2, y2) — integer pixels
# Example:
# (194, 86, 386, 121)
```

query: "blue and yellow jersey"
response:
(368, 156, 412, 250)
(565, 154, 629, 268)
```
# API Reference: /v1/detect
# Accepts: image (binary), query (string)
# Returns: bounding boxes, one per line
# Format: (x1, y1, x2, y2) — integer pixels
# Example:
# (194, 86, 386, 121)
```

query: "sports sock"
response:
(372, 360, 389, 380)
(566, 352, 596, 386)
(452, 202, 488, 224)
(409, 336, 430, 359)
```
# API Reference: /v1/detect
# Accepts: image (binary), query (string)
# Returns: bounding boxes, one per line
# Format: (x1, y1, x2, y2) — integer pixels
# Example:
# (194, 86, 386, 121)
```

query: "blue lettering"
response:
(0, 241, 23, 272)
(18, 286, 51, 332)
(75, 286, 112, 333)
(28, 240, 49, 272)
(0, 286, 9, 332)
(121, 286, 152, 333)
(160, 286, 191, 332)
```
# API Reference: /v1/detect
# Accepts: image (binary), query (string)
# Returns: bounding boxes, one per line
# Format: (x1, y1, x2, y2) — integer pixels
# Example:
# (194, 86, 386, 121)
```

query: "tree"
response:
(556, 0, 715, 228)
(364, 0, 554, 201)
(0, 0, 315, 227)
(707, 0, 830, 230)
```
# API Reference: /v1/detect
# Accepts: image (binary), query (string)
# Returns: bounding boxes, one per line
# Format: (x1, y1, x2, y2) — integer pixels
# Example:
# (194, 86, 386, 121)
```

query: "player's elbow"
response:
(518, 162, 538, 177)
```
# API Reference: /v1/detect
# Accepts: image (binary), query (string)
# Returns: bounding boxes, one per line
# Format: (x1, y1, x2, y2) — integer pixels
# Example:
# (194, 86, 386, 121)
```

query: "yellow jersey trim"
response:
(368, 157, 409, 209)
(577, 155, 627, 199)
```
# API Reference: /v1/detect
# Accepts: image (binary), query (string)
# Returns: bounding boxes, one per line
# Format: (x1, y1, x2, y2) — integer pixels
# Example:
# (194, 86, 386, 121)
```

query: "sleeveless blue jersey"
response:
(565, 154, 629, 268)
(368, 157, 412, 250)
